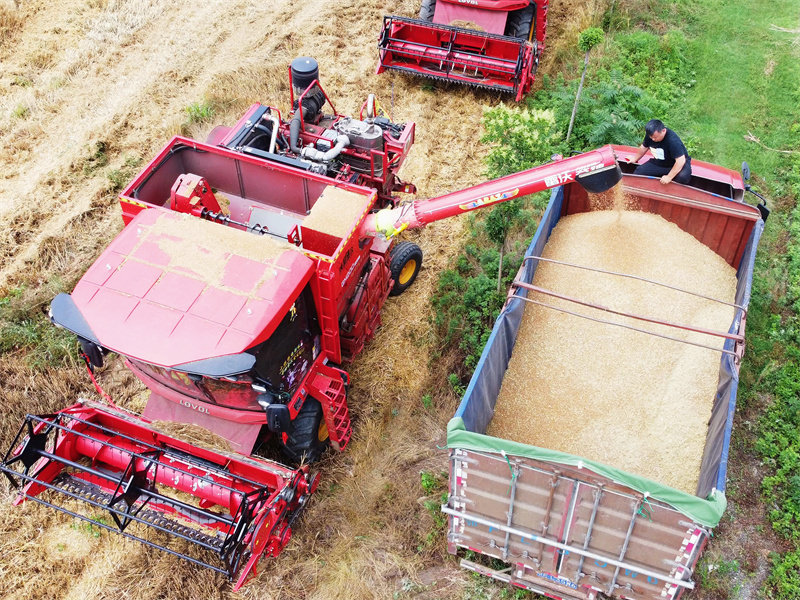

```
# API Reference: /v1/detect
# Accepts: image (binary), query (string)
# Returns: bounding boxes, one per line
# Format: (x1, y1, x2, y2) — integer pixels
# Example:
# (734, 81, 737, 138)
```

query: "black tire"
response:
(389, 241, 423, 296)
(419, 0, 436, 21)
(281, 398, 330, 464)
(505, 3, 535, 40)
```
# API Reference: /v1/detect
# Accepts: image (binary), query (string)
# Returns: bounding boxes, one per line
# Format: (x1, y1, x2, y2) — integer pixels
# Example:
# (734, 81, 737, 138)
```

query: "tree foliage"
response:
(481, 106, 560, 178)
(578, 27, 604, 53)
(532, 70, 659, 149)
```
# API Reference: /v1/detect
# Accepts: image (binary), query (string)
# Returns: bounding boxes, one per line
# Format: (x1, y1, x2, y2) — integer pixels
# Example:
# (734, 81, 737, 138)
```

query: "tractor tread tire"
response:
(389, 241, 423, 296)
(506, 3, 535, 40)
(281, 398, 329, 465)
(419, 0, 436, 21)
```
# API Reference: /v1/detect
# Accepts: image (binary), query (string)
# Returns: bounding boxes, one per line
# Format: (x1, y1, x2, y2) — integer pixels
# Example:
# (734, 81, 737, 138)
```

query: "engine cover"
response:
(335, 118, 384, 152)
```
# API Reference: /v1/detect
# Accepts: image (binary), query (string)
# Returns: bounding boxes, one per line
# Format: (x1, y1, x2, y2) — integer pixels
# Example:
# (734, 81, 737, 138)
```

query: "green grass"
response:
(0, 286, 78, 368)
(12, 102, 29, 119)
(184, 99, 215, 123)
(684, 0, 800, 175)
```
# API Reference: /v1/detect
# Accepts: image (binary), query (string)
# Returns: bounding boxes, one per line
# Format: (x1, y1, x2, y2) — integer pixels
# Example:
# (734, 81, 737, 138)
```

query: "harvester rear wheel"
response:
(281, 398, 330, 464)
(389, 241, 423, 296)
(506, 3, 535, 40)
(419, 0, 436, 21)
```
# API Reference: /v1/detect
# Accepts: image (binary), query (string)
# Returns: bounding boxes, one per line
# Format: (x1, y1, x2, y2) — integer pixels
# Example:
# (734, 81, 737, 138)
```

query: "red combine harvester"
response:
(377, 0, 548, 100)
(1, 58, 625, 588)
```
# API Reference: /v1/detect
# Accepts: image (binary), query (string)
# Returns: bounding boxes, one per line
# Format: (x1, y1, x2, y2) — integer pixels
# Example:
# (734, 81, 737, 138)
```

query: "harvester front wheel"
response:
(281, 398, 330, 464)
(419, 0, 436, 21)
(389, 241, 423, 296)
(506, 3, 535, 40)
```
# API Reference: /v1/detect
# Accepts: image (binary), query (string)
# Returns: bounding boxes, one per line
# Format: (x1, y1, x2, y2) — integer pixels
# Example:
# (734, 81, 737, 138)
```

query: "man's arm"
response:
(629, 144, 648, 163)
(660, 154, 686, 185)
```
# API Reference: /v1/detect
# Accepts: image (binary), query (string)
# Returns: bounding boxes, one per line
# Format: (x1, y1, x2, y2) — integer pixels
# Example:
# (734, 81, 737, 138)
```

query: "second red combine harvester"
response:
(0, 58, 623, 589)
(377, 0, 548, 100)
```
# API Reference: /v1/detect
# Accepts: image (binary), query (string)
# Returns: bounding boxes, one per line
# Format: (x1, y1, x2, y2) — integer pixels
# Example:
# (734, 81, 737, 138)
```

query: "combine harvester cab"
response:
(377, 0, 548, 100)
(443, 149, 766, 599)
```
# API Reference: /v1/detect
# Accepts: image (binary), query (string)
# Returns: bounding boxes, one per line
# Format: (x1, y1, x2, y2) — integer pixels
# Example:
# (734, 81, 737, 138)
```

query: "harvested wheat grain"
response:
(150, 420, 233, 453)
(449, 20, 485, 31)
(140, 212, 294, 287)
(588, 185, 637, 211)
(214, 191, 231, 216)
(487, 210, 737, 494)
(302, 185, 369, 239)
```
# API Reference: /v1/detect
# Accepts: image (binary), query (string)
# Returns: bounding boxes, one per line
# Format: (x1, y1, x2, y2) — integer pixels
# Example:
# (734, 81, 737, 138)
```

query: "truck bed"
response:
(445, 172, 764, 600)
(487, 209, 738, 494)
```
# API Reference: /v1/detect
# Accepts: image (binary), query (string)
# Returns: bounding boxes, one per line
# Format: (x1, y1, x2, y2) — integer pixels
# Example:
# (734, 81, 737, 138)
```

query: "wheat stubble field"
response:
(0, 0, 606, 598)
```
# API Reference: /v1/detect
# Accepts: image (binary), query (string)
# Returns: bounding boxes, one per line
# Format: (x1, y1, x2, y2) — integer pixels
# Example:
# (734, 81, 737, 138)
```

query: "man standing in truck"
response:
(627, 119, 692, 185)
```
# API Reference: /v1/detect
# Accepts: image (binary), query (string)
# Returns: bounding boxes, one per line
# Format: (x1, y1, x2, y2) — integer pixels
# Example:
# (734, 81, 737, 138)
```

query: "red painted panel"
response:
(82, 251, 124, 286)
(673, 204, 693, 232)
(702, 213, 730, 259)
(87, 287, 139, 324)
(131, 239, 172, 267)
(221, 254, 271, 293)
(684, 205, 711, 244)
(71, 281, 99, 306)
(105, 260, 162, 297)
(189, 286, 247, 327)
(716, 217, 740, 265)
(144, 272, 206, 312)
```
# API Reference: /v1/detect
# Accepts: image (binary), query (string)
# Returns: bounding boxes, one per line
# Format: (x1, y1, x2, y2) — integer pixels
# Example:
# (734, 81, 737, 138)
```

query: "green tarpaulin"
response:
(447, 417, 727, 527)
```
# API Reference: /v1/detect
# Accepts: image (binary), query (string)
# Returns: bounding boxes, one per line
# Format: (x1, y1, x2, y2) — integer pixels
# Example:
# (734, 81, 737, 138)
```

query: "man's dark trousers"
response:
(634, 158, 692, 184)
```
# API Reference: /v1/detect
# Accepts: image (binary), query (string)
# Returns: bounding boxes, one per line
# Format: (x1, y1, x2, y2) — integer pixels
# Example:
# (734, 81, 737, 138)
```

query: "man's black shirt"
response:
(643, 129, 689, 169)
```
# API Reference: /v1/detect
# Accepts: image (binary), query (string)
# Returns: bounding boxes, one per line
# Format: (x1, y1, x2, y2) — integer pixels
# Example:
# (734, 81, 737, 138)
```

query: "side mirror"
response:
(78, 337, 105, 370)
(742, 161, 751, 181)
(266, 404, 292, 433)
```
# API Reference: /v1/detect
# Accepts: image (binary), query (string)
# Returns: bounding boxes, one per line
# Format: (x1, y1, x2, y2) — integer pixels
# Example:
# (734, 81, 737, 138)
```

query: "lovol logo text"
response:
(459, 188, 519, 211)
(179, 399, 210, 414)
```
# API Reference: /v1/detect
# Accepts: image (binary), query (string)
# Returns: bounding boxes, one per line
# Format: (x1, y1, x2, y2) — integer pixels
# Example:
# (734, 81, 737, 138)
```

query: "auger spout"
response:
(363, 145, 621, 238)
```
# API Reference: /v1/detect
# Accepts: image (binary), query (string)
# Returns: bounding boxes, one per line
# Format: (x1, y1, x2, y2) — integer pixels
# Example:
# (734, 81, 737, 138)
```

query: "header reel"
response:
(0, 401, 318, 590)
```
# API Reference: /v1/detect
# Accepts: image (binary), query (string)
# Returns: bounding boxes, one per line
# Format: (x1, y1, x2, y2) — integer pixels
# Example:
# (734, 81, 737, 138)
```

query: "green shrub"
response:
(184, 99, 215, 123)
(766, 550, 800, 599)
(531, 70, 658, 150)
(481, 105, 560, 178)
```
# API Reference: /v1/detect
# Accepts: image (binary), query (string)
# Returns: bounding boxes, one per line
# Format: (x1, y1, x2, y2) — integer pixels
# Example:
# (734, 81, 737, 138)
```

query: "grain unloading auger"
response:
(377, 0, 548, 101)
(364, 145, 622, 236)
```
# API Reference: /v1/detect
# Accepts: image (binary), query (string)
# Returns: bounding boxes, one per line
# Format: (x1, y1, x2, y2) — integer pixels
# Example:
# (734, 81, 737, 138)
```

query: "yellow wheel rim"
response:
(399, 259, 417, 285)
(318, 419, 329, 442)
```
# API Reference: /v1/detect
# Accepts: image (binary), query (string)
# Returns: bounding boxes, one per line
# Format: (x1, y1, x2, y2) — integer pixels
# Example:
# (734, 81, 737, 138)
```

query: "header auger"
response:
(1, 401, 316, 591)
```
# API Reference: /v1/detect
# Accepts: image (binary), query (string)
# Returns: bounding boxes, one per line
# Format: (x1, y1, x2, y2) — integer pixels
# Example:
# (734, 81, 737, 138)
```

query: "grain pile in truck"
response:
(488, 209, 738, 494)
(444, 147, 767, 600)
